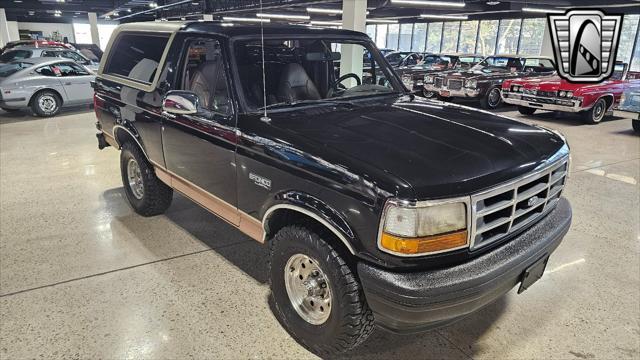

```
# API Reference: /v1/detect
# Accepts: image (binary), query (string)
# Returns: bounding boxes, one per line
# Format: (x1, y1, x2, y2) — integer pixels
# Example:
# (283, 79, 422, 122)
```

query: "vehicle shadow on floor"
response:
(0, 106, 91, 124)
(158, 193, 507, 359)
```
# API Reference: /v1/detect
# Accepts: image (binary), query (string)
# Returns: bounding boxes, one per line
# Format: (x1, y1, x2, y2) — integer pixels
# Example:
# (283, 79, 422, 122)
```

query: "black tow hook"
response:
(96, 132, 110, 150)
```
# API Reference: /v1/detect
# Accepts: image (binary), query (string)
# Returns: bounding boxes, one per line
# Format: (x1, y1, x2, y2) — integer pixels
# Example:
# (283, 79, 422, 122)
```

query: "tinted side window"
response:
(183, 39, 232, 115)
(104, 33, 169, 84)
(61, 51, 86, 62)
(41, 51, 60, 57)
(36, 65, 56, 77)
(0, 50, 32, 62)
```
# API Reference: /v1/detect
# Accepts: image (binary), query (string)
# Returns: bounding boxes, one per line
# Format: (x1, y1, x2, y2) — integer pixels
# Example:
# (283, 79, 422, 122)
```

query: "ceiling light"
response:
(366, 19, 398, 23)
(310, 20, 342, 26)
(113, 11, 119, 16)
(391, 0, 465, 7)
(54, 13, 61, 16)
(522, 7, 564, 14)
(306, 7, 342, 14)
(486, 1, 500, 4)
(223, 17, 270, 23)
(256, 13, 310, 20)
(55, 0, 65, 2)
(221, 23, 234, 26)
(13, 0, 23, 3)
(148, 2, 158, 8)
(419, 14, 468, 19)
(127, 9, 132, 12)
(191, 1, 199, 4)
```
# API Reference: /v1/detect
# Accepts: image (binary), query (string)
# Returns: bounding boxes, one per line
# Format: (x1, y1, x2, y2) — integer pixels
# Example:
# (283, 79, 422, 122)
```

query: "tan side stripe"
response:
(151, 162, 264, 243)
(103, 132, 119, 148)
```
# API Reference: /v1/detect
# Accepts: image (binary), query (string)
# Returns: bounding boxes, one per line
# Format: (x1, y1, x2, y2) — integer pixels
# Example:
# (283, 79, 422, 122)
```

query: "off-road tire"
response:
(518, 106, 537, 115)
(30, 90, 61, 117)
(480, 86, 502, 110)
(582, 98, 607, 124)
(120, 142, 173, 216)
(269, 225, 374, 356)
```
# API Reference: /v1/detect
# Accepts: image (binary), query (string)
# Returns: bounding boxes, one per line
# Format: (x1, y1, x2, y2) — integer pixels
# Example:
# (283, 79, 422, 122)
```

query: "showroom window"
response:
(618, 15, 640, 65)
(518, 18, 546, 56)
(375, 24, 388, 49)
(104, 33, 170, 84)
(457, 20, 478, 54)
(426, 22, 443, 53)
(631, 26, 640, 72)
(497, 19, 522, 54)
(387, 24, 400, 50)
(441, 22, 460, 53)
(412, 23, 427, 52)
(476, 20, 499, 56)
(398, 24, 413, 51)
(366, 25, 376, 41)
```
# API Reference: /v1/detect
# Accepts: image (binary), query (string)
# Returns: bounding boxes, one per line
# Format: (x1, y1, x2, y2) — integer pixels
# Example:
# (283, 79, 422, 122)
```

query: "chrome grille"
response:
(470, 158, 569, 249)
(434, 77, 443, 88)
(448, 79, 463, 90)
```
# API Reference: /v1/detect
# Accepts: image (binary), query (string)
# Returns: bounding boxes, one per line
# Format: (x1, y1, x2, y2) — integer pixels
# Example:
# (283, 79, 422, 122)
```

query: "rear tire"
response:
(582, 98, 607, 124)
(632, 120, 640, 133)
(30, 90, 61, 117)
(518, 106, 537, 115)
(269, 225, 374, 356)
(120, 142, 173, 216)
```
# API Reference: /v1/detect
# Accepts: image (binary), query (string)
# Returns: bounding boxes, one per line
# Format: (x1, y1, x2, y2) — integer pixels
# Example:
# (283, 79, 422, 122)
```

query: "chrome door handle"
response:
(64, 82, 72, 85)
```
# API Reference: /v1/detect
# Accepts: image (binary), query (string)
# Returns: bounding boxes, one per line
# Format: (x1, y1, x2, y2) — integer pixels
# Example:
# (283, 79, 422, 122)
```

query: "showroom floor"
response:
(0, 105, 638, 359)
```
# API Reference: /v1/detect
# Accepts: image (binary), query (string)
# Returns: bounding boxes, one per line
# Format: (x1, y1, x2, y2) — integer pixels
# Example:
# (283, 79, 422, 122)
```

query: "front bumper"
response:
(502, 91, 583, 112)
(358, 197, 571, 333)
(423, 84, 480, 98)
(614, 109, 639, 120)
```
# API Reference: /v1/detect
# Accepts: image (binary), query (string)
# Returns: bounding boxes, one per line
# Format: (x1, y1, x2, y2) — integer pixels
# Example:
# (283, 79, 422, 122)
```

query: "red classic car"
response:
(502, 63, 640, 124)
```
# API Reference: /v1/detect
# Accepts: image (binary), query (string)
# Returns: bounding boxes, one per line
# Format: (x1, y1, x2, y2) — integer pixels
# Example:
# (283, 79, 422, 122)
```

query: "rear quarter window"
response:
(103, 32, 170, 84)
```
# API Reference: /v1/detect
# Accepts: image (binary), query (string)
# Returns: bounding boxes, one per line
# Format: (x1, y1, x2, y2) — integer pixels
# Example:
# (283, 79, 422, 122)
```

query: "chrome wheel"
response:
(488, 88, 501, 108)
(422, 89, 436, 98)
(127, 158, 144, 200)
(38, 94, 57, 113)
(284, 253, 332, 325)
(592, 100, 605, 122)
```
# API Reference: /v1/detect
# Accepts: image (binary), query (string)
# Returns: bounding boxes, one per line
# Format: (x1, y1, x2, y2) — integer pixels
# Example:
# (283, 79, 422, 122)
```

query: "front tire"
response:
(269, 225, 374, 356)
(31, 90, 61, 117)
(582, 98, 607, 124)
(480, 87, 502, 110)
(120, 142, 173, 216)
(518, 106, 537, 115)
(632, 120, 640, 133)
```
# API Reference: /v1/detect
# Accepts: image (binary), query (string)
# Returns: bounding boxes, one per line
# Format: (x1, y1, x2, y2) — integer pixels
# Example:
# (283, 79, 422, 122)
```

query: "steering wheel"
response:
(328, 73, 361, 97)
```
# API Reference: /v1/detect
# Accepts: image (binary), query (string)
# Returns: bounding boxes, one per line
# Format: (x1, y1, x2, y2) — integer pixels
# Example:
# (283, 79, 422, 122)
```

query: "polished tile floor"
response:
(1, 105, 638, 359)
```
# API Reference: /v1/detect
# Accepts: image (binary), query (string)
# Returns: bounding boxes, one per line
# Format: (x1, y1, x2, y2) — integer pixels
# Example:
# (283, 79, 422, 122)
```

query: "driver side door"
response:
(53, 61, 94, 104)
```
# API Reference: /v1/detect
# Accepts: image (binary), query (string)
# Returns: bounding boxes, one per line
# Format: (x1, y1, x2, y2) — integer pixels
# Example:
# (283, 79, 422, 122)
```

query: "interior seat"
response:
(189, 42, 228, 112)
(276, 63, 321, 103)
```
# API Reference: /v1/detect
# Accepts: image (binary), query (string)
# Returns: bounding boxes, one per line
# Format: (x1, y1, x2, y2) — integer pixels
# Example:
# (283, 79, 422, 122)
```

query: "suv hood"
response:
(265, 97, 568, 199)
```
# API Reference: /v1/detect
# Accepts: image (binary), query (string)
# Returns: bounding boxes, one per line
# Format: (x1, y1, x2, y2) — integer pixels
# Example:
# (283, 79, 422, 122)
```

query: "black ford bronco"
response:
(94, 22, 572, 355)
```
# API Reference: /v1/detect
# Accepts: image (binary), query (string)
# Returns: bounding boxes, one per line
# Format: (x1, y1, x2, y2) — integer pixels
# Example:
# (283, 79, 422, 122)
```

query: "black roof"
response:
(183, 22, 368, 38)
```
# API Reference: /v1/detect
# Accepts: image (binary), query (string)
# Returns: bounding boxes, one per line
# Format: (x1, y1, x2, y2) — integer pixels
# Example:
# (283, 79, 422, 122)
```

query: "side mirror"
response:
(162, 90, 200, 115)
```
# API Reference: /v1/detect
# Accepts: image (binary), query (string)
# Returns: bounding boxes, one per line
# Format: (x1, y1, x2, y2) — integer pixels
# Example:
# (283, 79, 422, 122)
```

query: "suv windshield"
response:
(234, 38, 402, 111)
(471, 56, 524, 73)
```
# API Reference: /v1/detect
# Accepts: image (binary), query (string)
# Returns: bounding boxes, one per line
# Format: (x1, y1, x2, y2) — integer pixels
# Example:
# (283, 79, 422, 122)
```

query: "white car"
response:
(0, 46, 100, 72)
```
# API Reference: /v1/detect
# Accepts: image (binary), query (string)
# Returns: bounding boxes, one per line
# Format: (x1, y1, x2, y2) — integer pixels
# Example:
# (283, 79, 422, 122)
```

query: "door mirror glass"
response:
(162, 91, 200, 115)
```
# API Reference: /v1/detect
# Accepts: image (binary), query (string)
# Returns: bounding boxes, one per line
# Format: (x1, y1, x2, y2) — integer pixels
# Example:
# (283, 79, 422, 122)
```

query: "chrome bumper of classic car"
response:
(502, 91, 583, 112)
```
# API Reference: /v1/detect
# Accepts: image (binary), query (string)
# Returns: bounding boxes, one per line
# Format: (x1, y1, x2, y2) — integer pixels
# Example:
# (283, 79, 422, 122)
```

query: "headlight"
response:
(465, 79, 477, 88)
(424, 75, 433, 83)
(559, 90, 566, 97)
(379, 200, 468, 256)
(566, 91, 573, 98)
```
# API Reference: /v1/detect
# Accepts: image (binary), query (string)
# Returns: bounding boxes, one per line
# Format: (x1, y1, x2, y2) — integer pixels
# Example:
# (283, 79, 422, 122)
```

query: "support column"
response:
(0, 9, 10, 48)
(88, 12, 100, 48)
(340, 0, 367, 87)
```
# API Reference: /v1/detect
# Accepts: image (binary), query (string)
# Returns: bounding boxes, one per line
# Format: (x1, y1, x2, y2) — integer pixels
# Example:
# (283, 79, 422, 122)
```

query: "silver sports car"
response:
(0, 46, 100, 72)
(0, 57, 95, 117)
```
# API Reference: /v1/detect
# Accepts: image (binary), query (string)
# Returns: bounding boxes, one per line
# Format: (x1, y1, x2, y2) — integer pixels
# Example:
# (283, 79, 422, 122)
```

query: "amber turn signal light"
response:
(380, 230, 468, 255)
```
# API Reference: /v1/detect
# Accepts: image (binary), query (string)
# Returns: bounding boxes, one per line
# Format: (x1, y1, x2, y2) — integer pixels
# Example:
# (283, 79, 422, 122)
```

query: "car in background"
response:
(69, 43, 104, 62)
(384, 51, 424, 68)
(423, 55, 556, 109)
(397, 54, 484, 97)
(616, 85, 640, 132)
(502, 63, 640, 124)
(0, 39, 74, 54)
(0, 46, 99, 72)
(0, 57, 95, 116)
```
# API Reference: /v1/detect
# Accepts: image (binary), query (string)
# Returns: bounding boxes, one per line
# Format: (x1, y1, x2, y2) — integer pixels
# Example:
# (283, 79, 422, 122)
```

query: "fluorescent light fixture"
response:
(307, 7, 342, 14)
(221, 23, 234, 26)
(419, 14, 468, 19)
(391, 0, 465, 7)
(522, 7, 564, 14)
(310, 20, 342, 26)
(223, 16, 270, 23)
(367, 19, 398, 24)
(256, 13, 310, 20)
